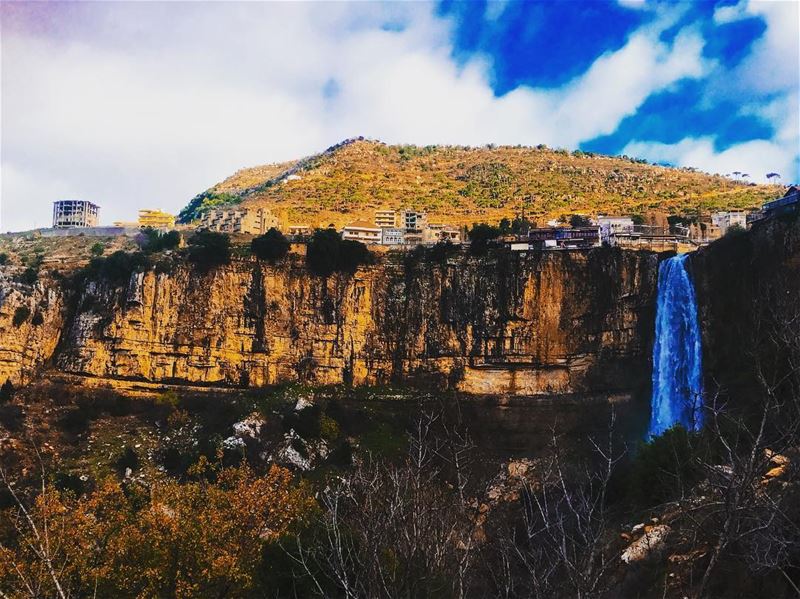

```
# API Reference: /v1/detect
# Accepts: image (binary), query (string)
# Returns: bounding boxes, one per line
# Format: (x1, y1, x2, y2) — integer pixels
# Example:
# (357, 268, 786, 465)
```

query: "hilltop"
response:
(179, 138, 782, 228)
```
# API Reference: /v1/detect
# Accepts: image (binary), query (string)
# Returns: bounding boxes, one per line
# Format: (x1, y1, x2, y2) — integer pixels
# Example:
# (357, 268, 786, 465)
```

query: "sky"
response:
(1, 0, 798, 232)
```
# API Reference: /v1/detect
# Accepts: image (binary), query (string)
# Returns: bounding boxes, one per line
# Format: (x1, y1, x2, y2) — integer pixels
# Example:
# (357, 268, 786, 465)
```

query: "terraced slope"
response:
(180, 138, 782, 228)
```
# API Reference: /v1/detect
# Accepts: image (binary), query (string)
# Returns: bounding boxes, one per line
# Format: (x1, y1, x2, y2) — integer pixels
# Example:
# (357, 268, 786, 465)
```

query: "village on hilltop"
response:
(17, 185, 800, 255)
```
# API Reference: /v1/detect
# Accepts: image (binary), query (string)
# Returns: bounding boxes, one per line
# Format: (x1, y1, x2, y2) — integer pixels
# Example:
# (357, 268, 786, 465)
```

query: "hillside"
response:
(179, 138, 782, 228)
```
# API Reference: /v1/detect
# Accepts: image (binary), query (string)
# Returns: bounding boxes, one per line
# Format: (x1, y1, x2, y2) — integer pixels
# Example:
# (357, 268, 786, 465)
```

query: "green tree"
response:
(12, 306, 31, 327)
(251, 228, 290, 263)
(467, 223, 500, 256)
(187, 230, 231, 271)
(569, 214, 592, 228)
(90, 242, 105, 257)
(0, 253, 8, 265)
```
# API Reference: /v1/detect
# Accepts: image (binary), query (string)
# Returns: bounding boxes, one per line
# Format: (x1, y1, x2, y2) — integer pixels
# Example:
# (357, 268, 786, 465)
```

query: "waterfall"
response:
(648, 254, 704, 438)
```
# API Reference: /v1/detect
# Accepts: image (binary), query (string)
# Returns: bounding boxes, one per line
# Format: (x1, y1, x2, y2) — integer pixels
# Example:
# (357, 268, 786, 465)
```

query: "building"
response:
(401, 210, 427, 232)
(710, 211, 747, 235)
(375, 210, 397, 228)
(199, 207, 279, 235)
(688, 222, 722, 244)
(423, 223, 462, 244)
(381, 227, 405, 246)
(517, 227, 600, 250)
(762, 186, 799, 218)
(341, 221, 382, 244)
(52, 200, 99, 229)
(138, 209, 175, 230)
(288, 225, 312, 237)
(597, 216, 634, 245)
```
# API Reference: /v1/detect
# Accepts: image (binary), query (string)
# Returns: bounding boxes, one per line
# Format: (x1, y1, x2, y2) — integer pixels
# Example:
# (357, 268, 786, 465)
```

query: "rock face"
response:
(691, 213, 800, 402)
(0, 247, 659, 395)
(0, 273, 65, 385)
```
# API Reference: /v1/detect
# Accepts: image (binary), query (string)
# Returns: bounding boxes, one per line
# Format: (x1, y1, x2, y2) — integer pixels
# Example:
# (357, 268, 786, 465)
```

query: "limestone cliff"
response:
(0, 248, 660, 396)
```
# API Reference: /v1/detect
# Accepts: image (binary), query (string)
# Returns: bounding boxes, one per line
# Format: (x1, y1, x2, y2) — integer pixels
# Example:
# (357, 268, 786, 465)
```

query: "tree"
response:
(467, 223, 500, 256)
(187, 230, 231, 271)
(251, 228, 290, 263)
(0, 253, 8, 265)
(90, 242, 105, 257)
(12, 306, 31, 327)
(306, 229, 372, 277)
(569, 214, 592, 228)
(0, 462, 314, 597)
(766, 172, 781, 183)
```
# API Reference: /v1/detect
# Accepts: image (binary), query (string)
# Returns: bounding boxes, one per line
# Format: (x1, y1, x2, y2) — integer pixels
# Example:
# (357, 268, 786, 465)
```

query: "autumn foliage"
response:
(0, 463, 314, 598)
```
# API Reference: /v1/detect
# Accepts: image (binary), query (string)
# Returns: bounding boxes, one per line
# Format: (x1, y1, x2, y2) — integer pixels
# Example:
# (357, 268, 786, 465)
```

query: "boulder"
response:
(621, 525, 671, 564)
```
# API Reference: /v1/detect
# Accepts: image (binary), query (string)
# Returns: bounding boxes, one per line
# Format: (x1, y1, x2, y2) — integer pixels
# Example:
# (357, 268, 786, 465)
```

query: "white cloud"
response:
(0, 1, 769, 232)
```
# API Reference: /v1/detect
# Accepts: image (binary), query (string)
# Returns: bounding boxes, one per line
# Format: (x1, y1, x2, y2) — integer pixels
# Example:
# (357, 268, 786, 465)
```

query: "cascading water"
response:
(648, 253, 704, 438)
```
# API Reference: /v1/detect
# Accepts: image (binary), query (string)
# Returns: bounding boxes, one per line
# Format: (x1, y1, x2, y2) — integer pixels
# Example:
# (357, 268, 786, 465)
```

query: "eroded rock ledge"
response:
(0, 248, 660, 395)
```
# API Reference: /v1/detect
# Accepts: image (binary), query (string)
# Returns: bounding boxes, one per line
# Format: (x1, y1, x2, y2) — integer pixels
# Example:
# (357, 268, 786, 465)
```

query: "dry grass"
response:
(182, 139, 783, 228)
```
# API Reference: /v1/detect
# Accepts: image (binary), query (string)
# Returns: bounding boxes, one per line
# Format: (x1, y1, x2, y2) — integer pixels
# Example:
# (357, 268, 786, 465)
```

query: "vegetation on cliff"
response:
(180, 138, 782, 228)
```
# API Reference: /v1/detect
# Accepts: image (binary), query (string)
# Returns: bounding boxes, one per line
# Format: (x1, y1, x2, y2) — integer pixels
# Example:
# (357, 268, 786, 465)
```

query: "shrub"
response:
(31, 311, 44, 326)
(114, 446, 140, 474)
(427, 241, 458, 264)
(187, 230, 231, 271)
(0, 253, 8, 265)
(251, 228, 289, 263)
(87, 251, 150, 285)
(90, 242, 105, 257)
(627, 425, 703, 507)
(18, 267, 39, 285)
(139, 228, 180, 253)
(12, 306, 31, 327)
(0, 379, 14, 403)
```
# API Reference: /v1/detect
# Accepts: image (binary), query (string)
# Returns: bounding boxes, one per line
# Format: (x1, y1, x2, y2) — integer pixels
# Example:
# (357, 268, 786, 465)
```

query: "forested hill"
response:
(179, 138, 782, 228)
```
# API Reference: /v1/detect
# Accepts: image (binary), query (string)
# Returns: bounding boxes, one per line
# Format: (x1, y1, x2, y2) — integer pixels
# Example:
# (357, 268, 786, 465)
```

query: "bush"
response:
(86, 251, 150, 285)
(427, 241, 458, 264)
(139, 228, 180, 253)
(467, 223, 500, 256)
(0, 253, 8, 265)
(12, 306, 31, 327)
(306, 229, 373, 277)
(90, 242, 105, 257)
(31, 311, 44, 326)
(18, 267, 39, 285)
(0, 380, 14, 403)
(114, 446, 140, 474)
(627, 425, 703, 507)
(251, 228, 289, 263)
(187, 230, 231, 271)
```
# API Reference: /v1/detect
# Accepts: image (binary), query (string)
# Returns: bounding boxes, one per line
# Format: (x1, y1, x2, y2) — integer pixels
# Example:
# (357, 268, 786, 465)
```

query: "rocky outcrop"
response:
(0, 273, 65, 385)
(0, 247, 660, 395)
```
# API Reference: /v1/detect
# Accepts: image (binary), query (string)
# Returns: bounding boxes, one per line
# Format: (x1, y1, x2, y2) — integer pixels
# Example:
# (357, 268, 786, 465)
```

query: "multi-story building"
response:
(380, 227, 405, 246)
(710, 211, 747, 234)
(199, 207, 279, 235)
(341, 221, 382, 244)
(375, 210, 397, 228)
(423, 223, 462, 244)
(597, 216, 634, 244)
(138, 209, 175, 230)
(401, 209, 427, 232)
(52, 200, 100, 229)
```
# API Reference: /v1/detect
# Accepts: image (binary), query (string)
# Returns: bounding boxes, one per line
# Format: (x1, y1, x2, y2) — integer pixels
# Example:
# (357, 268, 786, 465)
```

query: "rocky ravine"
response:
(0, 247, 660, 396)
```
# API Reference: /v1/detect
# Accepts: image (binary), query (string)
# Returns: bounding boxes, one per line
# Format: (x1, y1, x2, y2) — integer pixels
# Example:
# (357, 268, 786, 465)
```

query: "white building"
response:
(381, 227, 405, 246)
(342, 221, 382, 244)
(711, 211, 747, 234)
(52, 200, 100, 229)
(597, 216, 634, 244)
